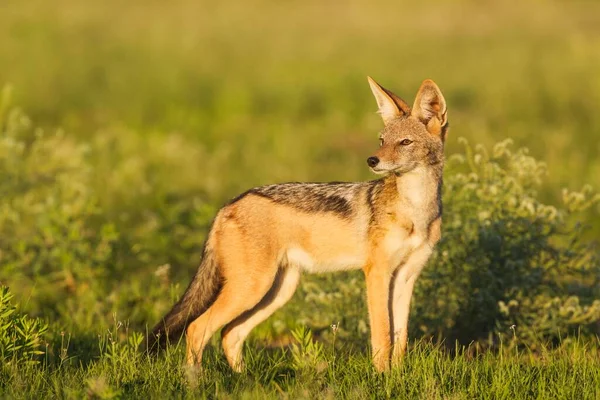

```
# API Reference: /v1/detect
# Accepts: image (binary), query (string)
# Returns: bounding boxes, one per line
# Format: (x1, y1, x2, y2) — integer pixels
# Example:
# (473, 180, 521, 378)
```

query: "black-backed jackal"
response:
(149, 77, 448, 372)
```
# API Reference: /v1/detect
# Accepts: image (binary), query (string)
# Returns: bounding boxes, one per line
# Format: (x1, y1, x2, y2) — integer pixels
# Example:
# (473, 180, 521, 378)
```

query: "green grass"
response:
(4, 333, 600, 399)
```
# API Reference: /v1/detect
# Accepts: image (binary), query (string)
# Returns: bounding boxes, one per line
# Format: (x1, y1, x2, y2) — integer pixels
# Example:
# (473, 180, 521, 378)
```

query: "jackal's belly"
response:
(285, 246, 365, 273)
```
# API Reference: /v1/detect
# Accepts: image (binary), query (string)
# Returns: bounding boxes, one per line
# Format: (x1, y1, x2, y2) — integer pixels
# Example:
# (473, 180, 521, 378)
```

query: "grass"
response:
(4, 332, 600, 399)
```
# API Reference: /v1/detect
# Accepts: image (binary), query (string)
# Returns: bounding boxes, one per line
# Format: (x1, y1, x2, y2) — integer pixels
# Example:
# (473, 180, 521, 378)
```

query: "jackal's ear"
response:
(412, 79, 448, 137)
(367, 76, 411, 124)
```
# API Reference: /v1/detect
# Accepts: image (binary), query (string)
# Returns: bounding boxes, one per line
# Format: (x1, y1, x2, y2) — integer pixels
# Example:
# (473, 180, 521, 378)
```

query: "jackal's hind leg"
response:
(185, 237, 279, 367)
(222, 266, 300, 372)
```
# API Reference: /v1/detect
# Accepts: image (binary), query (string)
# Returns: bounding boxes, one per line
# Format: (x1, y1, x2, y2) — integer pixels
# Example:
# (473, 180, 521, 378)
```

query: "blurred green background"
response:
(2, 0, 600, 195)
(1, 0, 599, 353)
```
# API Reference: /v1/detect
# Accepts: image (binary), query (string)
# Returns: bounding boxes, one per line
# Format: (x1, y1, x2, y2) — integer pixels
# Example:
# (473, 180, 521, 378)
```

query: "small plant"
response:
(290, 325, 325, 371)
(98, 316, 144, 385)
(0, 286, 48, 366)
(85, 376, 122, 400)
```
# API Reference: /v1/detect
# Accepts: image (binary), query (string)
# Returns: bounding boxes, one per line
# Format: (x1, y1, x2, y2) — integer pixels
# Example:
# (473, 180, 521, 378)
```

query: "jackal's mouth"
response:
(369, 166, 393, 175)
(370, 163, 417, 175)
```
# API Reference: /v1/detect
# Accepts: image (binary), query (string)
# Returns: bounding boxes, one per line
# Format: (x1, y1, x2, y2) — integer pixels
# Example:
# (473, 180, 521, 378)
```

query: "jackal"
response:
(149, 77, 448, 372)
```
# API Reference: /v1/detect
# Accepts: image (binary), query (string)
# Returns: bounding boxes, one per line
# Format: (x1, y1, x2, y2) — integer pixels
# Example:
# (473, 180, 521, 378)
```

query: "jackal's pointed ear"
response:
(412, 79, 448, 137)
(367, 76, 411, 124)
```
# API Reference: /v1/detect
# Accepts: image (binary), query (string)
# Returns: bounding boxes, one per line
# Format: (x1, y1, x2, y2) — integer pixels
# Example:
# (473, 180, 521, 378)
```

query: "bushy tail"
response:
(147, 244, 222, 351)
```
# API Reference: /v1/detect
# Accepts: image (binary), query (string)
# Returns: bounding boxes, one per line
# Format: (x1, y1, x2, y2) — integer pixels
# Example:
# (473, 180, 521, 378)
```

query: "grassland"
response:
(1, 0, 600, 398)
(5, 336, 600, 399)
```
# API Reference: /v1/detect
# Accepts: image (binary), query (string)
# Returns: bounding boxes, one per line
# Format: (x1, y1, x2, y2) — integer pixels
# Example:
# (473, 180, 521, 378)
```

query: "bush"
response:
(0, 286, 48, 366)
(413, 139, 600, 346)
(0, 89, 214, 333)
(0, 88, 118, 329)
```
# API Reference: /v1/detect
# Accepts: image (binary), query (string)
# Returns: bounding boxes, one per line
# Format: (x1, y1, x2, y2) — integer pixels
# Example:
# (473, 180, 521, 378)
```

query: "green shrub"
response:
(0, 286, 48, 366)
(0, 90, 214, 333)
(414, 139, 600, 346)
(0, 89, 118, 329)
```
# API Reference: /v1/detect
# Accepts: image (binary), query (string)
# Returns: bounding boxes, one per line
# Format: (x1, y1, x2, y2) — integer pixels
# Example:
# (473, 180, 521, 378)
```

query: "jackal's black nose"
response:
(367, 156, 379, 168)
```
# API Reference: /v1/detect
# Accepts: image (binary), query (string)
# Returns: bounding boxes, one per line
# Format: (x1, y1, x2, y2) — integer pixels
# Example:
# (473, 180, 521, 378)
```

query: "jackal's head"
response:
(366, 77, 448, 175)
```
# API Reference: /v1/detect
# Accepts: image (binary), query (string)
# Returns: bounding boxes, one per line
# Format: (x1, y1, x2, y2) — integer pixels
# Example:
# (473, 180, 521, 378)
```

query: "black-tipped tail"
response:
(147, 246, 221, 352)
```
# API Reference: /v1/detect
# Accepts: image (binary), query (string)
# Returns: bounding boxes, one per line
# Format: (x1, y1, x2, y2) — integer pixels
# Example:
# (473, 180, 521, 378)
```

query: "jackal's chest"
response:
(381, 223, 428, 268)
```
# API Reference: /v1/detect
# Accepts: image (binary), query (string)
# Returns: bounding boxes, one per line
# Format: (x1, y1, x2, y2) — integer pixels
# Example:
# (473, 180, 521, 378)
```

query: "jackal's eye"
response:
(379, 138, 384, 147)
(399, 139, 413, 146)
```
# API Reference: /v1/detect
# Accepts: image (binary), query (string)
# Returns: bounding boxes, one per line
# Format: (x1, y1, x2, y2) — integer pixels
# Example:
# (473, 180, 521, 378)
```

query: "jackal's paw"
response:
(230, 359, 246, 373)
(222, 334, 245, 372)
(183, 363, 202, 379)
(185, 352, 203, 367)
(372, 351, 390, 373)
(391, 346, 407, 368)
(225, 351, 246, 373)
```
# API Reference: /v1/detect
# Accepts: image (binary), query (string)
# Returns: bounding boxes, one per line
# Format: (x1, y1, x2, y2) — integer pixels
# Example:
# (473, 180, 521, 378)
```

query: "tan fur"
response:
(151, 77, 448, 373)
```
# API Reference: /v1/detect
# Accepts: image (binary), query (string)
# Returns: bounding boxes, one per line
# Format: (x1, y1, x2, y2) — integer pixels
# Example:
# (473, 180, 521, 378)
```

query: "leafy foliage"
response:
(290, 325, 325, 372)
(414, 139, 600, 346)
(0, 286, 48, 367)
(0, 90, 215, 333)
(0, 94, 118, 328)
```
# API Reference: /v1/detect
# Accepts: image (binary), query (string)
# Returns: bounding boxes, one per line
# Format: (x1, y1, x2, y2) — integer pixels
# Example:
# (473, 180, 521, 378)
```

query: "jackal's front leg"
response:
(390, 245, 432, 367)
(364, 262, 392, 372)
(390, 273, 416, 365)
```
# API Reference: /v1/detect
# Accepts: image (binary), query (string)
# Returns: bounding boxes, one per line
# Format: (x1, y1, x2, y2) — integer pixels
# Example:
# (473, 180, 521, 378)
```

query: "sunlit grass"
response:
(3, 325, 600, 399)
